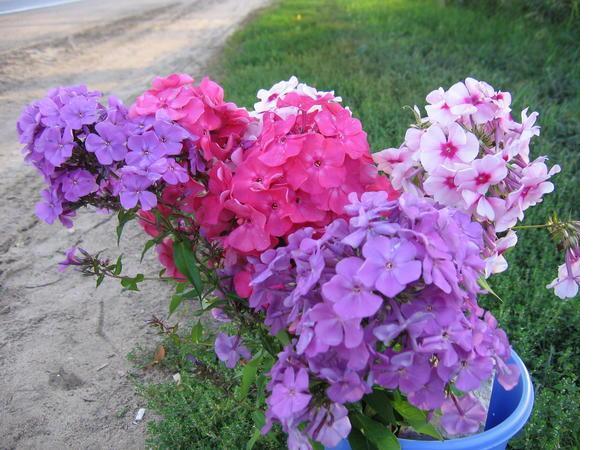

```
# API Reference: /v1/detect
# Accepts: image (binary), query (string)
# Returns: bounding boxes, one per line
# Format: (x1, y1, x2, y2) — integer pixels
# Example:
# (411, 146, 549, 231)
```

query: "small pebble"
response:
(134, 408, 146, 423)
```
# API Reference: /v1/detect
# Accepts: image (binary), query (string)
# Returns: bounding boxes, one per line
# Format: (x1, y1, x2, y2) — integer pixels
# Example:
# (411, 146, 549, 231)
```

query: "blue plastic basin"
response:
(327, 350, 534, 450)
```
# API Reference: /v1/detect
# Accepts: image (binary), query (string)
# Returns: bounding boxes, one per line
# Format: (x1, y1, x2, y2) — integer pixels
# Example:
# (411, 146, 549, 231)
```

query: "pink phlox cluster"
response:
(192, 79, 394, 267)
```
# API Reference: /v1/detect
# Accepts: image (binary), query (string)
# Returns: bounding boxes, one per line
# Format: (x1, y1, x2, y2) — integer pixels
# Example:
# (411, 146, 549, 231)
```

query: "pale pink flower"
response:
(461, 192, 501, 221)
(547, 256, 580, 299)
(504, 109, 540, 161)
(389, 159, 423, 196)
(484, 230, 518, 277)
(447, 78, 496, 124)
(405, 127, 424, 152)
(508, 158, 560, 214)
(423, 165, 462, 206)
(455, 155, 507, 195)
(420, 123, 479, 172)
(373, 146, 413, 175)
(425, 87, 458, 126)
(254, 76, 299, 113)
(491, 198, 522, 232)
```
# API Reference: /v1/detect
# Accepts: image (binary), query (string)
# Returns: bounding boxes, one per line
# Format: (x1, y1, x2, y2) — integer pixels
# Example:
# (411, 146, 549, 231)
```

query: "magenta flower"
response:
(214, 332, 251, 369)
(85, 121, 127, 164)
(419, 123, 478, 172)
(321, 257, 383, 319)
(257, 116, 303, 167)
(440, 394, 487, 436)
(224, 200, 271, 253)
(268, 367, 312, 420)
(314, 105, 367, 160)
(286, 134, 347, 193)
(357, 236, 422, 297)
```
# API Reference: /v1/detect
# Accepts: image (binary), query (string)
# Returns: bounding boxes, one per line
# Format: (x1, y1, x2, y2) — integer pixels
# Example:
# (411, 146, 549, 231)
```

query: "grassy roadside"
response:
(144, 1, 579, 448)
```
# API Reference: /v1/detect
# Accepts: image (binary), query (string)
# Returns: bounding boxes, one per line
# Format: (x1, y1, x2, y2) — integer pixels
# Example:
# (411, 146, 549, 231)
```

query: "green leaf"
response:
(190, 322, 203, 343)
(116, 210, 136, 246)
(120, 273, 144, 291)
(169, 294, 184, 316)
(311, 441, 325, 450)
(255, 374, 268, 407)
(245, 428, 261, 450)
(238, 352, 263, 400)
(449, 384, 465, 398)
(348, 427, 377, 450)
(114, 255, 123, 276)
(246, 411, 265, 450)
(275, 330, 290, 346)
(477, 276, 504, 302)
(181, 289, 200, 300)
(173, 240, 203, 299)
(391, 393, 443, 440)
(95, 274, 105, 288)
(350, 412, 400, 450)
(364, 390, 396, 425)
(140, 239, 157, 262)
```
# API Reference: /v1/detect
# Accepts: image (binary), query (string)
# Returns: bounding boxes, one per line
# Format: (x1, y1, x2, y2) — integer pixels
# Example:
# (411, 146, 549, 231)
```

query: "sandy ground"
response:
(0, 0, 269, 448)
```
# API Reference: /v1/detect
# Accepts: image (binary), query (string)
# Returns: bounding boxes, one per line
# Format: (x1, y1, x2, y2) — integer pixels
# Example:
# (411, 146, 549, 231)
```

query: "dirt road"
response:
(0, 1, 269, 448)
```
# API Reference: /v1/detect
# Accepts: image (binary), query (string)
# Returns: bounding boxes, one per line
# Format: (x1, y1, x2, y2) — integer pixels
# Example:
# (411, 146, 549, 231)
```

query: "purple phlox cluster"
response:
(19, 85, 103, 226)
(372, 77, 571, 297)
(249, 191, 518, 447)
(17, 86, 195, 226)
(116, 109, 193, 211)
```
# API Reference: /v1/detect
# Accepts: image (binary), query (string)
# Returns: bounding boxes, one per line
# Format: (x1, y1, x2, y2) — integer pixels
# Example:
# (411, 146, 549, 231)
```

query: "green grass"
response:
(138, 335, 285, 449)
(146, 1, 579, 448)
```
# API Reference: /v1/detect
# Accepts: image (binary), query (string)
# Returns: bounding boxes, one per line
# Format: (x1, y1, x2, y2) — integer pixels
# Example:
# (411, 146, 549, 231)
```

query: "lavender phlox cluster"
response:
(248, 191, 519, 447)
(373, 77, 565, 294)
(17, 86, 194, 225)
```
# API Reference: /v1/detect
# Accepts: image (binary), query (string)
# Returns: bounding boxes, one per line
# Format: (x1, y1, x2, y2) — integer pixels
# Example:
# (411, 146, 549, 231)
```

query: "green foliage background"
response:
(145, 1, 580, 448)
